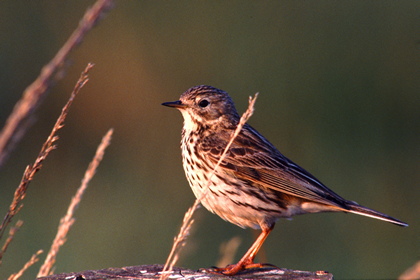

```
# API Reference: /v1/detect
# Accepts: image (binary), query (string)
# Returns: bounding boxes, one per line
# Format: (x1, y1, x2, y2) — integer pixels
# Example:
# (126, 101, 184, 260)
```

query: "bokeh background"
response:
(0, 1, 418, 279)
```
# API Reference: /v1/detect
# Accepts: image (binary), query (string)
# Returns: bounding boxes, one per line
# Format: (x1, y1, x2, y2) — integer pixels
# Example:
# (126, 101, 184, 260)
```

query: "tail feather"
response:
(345, 202, 408, 227)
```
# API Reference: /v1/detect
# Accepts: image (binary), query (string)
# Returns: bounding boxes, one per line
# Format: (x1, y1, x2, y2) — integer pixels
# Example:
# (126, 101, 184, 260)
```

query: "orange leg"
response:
(219, 225, 274, 275)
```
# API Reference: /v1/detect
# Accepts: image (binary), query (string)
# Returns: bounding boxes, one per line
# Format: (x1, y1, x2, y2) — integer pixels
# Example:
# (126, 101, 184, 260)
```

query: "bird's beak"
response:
(161, 100, 186, 109)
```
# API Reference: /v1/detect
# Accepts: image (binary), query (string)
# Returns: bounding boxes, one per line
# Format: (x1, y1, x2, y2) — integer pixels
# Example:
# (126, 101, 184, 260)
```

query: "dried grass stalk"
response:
(37, 128, 113, 277)
(216, 236, 242, 268)
(159, 93, 259, 279)
(0, 220, 23, 265)
(399, 260, 420, 280)
(8, 250, 43, 280)
(0, 0, 114, 168)
(0, 64, 94, 259)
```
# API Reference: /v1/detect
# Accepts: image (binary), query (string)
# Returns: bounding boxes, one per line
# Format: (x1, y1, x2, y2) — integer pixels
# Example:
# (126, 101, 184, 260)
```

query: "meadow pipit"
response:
(162, 85, 408, 275)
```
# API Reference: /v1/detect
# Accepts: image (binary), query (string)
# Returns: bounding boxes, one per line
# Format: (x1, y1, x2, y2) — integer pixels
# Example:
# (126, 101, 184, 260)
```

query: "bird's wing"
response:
(200, 124, 349, 209)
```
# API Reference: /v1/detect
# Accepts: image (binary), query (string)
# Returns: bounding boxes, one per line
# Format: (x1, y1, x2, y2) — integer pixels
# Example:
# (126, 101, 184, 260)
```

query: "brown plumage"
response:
(162, 85, 407, 275)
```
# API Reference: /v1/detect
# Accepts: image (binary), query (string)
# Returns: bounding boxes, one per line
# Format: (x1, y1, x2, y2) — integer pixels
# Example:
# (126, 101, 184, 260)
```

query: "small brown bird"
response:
(162, 85, 408, 275)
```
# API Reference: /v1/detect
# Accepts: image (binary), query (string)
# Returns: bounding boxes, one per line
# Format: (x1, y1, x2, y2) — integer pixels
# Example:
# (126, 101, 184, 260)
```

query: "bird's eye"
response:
(198, 99, 209, 108)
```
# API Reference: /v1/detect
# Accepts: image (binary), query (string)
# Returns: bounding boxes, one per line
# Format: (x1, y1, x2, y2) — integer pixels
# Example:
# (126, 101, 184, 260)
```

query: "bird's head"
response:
(162, 85, 240, 131)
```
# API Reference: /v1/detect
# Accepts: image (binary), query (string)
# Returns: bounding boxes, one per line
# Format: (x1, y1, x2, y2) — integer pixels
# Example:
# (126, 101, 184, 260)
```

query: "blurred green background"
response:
(0, 1, 418, 279)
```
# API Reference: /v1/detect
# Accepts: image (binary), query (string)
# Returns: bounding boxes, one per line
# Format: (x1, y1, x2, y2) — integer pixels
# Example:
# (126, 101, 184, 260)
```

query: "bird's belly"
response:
(183, 161, 301, 229)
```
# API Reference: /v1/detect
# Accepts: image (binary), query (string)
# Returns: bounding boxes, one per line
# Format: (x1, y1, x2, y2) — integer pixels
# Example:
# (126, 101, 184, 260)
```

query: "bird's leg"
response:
(219, 225, 274, 275)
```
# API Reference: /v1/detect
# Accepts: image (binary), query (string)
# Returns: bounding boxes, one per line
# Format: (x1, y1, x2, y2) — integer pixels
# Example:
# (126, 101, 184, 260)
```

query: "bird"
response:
(162, 85, 408, 275)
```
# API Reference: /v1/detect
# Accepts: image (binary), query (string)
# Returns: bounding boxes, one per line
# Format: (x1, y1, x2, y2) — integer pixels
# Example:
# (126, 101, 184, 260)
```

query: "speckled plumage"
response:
(162, 85, 407, 275)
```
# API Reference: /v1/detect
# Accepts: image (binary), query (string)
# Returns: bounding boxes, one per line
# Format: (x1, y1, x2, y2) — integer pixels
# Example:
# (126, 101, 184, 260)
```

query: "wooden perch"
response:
(36, 264, 333, 280)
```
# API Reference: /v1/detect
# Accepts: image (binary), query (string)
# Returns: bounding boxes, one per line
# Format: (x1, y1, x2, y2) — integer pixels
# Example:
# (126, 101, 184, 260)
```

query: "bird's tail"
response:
(344, 202, 408, 227)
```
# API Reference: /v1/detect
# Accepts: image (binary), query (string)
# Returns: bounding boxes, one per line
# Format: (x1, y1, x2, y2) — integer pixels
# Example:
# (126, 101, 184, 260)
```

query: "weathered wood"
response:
(36, 264, 333, 280)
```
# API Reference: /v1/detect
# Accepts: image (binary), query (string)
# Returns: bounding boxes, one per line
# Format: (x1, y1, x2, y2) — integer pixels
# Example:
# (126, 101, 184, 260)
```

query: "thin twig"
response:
(160, 93, 259, 279)
(0, 64, 94, 258)
(0, 0, 114, 168)
(37, 128, 113, 277)
(8, 250, 43, 280)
